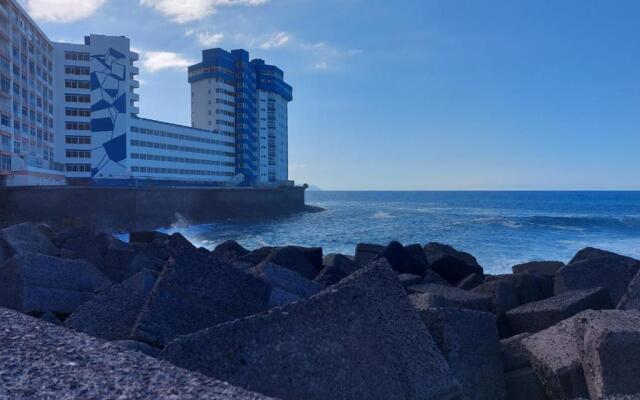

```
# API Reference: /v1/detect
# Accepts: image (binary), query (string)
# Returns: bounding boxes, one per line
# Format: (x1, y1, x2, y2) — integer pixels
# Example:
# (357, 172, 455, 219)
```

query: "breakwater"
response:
(0, 185, 307, 230)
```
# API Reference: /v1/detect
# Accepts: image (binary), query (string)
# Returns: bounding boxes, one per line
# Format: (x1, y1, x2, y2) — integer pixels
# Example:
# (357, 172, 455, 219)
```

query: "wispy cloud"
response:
(197, 31, 225, 47)
(140, 0, 270, 24)
(139, 51, 194, 73)
(25, 0, 107, 23)
(259, 32, 290, 49)
(300, 42, 363, 71)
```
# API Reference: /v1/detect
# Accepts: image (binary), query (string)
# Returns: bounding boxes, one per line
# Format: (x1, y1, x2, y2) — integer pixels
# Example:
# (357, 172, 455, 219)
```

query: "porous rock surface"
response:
(409, 283, 493, 312)
(0, 307, 275, 400)
(162, 259, 465, 400)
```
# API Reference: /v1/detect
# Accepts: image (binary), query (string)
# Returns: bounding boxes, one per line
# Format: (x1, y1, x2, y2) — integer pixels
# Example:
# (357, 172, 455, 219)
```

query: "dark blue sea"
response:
(165, 191, 640, 275)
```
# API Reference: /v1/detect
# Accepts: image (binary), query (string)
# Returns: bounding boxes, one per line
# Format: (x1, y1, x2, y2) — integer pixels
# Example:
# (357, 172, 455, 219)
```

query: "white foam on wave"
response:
(373, 211, 392, 219)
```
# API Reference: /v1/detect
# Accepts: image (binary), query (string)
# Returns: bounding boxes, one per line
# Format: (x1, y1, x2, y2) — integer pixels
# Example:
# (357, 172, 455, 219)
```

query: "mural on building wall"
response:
(90, 45, 128, 178)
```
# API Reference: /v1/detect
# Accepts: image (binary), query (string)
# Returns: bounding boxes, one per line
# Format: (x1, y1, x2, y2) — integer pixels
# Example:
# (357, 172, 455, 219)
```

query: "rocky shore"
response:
(1, 222, 639, 399)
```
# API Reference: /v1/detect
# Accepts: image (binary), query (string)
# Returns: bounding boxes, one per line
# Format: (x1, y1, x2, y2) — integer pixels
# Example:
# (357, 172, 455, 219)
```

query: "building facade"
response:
(53, 35, 236, 185)
(0, 0, 64, 186)
(188, 49, 292, 186)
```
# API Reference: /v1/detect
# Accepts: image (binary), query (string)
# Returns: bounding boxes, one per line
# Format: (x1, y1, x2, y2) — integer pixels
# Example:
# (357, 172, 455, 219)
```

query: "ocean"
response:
(164, 191, 640, 275)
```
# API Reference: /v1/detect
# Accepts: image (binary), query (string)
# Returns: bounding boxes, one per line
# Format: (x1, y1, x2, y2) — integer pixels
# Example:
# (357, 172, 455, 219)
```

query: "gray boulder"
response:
(250, 262, 320, 307)
(617, 270, 640, 310)
(486, 273, 554, 305)
(417, 307, 506, 400)
(0, 222, 58, 263)
(129, 231, 170, 244)
(421, 269, 450, 285)
(53, 225, 111, 266)
(512, 261, 564, 276)
(211, 240, 249, 262)
(111, 339, 161, 358)
(263, 246, 318, 280)
(577, 310, 640, 399)
(506, 287, 612, 334)
(314, 253, 360, 288)
(0, 253, 111, 314)
(500, 333, 533, 372)
(505, 368, 549, 400)
(379, 241, 429, 275)
(354, 243, 384, 266)
(100, 243, 137, 283)
(131, 249, 270, 347)
(522, 315, 590, 399)
(66, 269, 157, 340)
(457, 273, 483, 290)
(555, 247, 640, 305)
(473, 279, 520, 337)
(295, 246, 323, 271)
(0, 307, 275, 399)
(423, 242, 483, 284)
(398, 273, 423, 288)
(39, 312, 63, 326)
(408, 283, 493, 312)
(162, 259, 465, 400)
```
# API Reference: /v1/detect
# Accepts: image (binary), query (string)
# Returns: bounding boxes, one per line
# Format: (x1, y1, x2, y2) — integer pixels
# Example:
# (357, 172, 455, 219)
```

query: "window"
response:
(0, 114, 9, 127)
(65, 135, 91, 145)
(65, 149, 91, 158)
(65, 163, 91, 172)
(65, 80, 91, 89)
(65, 121, 91, 131)
(65, 108, 91, 117)
(64, 66, 90, 76)
(0, 74, 9, 95)
(64, 52, 90, 61)
(65, 94, 90, 103)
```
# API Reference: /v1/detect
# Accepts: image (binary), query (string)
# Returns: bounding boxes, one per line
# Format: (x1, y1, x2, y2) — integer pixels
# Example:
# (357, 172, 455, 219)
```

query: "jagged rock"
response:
(0, 308, 275, 399)
(486, 273, 554, 305)
(473, 279, 520, 337)
(295, 246, 323, 271)
(261, 246, 318, 280)
(423, 242, 483, 284)
(409, 284, 493, 312)
(211, 240, 249, 262)
(379, 242, 429, 275)
(0, 222, 58, 264)
(555, 247, 640, 305)
(237, 246, 275, 267)
(617, 270, 640, 310)
(505, 368, 549, 400)
(128, 231, 170, 244)
(417, 307, 506, 400)
(314, 253, 360, 287)
(35, 223, 56, 240)
(127, 254, 165, 275)
(111, 340, 161, 358)
(0, 253, 111, 314)
(250, 262, 320, 307)
(500, 333, 532, 372)
(512, 261, 564, 276)
(354, 243, 384, 266)
(576, 310, 640, 399)
(457, 273, 483, 290)
(522, 315, 590, 399)
(131, 249, 270, 347)
(136, 238, 174, 261)
(398, 273, 423, 288)
(39, 312, 63, 326)
(164, 233, 198, 256)
(506, 287, 612, 334)
(100, 243, 137, 283)
(422, 269, 450, 285)
(53, 226, 110, 267)
(66, 270, 157, 341)
(162, 259, 465, 400)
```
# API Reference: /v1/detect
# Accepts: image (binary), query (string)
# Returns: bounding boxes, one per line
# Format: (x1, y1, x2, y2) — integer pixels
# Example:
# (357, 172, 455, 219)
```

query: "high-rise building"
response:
(188, 49, 292, 186)
(0, 0, 64, 186)
(53, 35, 236, 185)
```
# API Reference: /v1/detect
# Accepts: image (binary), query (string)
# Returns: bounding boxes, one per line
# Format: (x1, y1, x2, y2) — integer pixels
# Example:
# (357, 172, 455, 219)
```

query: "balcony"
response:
(0, 25, 9, 43)
(0, 3, 8, 20)
(130, 51, 139, 61)
(131, 65, 139, 75)
(132, 92, 139, 102)
(131, 80, 139, 88)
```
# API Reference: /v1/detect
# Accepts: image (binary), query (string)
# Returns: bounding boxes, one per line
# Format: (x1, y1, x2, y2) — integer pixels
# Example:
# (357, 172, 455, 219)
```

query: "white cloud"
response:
(197, 31, 225, 47)
(300, 42, 362, 70)
(259, 32, 290, 49)
(139, 51, 194, 73)
(26, 0, 107, 23)
(140, 0, 270, 23)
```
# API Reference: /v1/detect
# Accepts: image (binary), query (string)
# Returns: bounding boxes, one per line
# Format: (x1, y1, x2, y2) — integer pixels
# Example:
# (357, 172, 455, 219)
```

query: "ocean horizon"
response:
(161, 190, 640, 274)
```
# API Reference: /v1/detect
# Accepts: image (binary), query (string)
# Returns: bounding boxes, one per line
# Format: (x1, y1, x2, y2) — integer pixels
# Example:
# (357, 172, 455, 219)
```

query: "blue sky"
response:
(21, 0, 640, 190)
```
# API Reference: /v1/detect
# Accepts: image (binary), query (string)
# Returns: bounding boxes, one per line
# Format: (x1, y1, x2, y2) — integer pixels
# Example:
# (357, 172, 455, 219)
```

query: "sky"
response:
(19, 0, 640, 190)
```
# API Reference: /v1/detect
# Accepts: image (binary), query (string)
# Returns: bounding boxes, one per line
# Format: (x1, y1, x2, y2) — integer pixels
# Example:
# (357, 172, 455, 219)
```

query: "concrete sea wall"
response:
(0, 186, 306, 230)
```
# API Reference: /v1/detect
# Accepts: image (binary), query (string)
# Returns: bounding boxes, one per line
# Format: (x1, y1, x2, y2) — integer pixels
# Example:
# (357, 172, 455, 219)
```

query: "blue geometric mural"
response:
(89, 45, 128, 177)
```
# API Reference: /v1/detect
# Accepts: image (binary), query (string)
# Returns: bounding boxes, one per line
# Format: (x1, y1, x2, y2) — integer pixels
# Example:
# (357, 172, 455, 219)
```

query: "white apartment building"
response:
(53, 34, 236, 185)
(0, 0, 64, 186)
